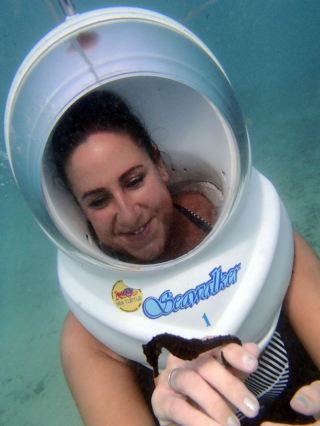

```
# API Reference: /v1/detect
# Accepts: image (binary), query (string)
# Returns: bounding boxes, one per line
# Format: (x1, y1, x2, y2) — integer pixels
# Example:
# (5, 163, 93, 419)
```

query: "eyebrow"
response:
(80, 165, 145, 202)
(81, 187, 108, 202)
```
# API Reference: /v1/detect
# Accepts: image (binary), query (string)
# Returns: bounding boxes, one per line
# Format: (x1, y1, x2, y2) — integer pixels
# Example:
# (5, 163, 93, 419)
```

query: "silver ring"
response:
(167, 368, 179, 388)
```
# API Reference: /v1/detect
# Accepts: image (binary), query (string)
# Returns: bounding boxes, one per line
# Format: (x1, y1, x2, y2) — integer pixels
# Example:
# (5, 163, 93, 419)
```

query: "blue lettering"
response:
(195, 282, 210, 300)
(173, 293, 183, 311)
(143, 263, 241, 319)
(228, 263, 241, 285)
(142, 290, 174, 319)
(181, 289, 197, 309)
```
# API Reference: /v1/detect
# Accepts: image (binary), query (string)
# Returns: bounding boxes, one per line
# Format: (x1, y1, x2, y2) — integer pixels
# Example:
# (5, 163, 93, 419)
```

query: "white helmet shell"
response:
(5, 7, 293, 367)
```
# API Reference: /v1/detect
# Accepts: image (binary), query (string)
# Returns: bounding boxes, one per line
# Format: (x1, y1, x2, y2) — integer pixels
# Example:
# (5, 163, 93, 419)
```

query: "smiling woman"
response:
(51, 90, 215, 263)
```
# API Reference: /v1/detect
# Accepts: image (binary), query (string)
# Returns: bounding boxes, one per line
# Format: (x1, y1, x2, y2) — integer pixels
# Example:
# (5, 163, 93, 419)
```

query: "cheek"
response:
(148, 174, 170, 202)
(85, 210, 111, 234)
(146, 191, 168, 214)
(150, 185, 173, 223)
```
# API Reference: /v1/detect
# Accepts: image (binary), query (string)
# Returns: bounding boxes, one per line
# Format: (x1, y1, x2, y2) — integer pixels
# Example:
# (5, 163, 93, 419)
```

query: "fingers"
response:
(193, 354, 259, 418)
(155, 393, 222, 426)
(261, 381, 320, 426)
(168, 367, 241, 426)
(152, 370, 219, 426)
(290, 381, 320, 418)
(220, 342, 260, 374)
(153, 341, 261, 426)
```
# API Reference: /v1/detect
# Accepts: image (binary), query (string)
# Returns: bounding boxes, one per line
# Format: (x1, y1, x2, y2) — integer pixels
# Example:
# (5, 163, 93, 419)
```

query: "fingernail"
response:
(167, 368, 179, 389)
(292, 394, 310, 409)
(243, 396, 259, 417)
(242, 353, 258, 370)
(227, 415, 240, 426)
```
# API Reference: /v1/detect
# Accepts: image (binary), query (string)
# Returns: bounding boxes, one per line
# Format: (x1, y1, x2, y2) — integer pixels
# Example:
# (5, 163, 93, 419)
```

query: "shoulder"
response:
(284, 233, 320, 367)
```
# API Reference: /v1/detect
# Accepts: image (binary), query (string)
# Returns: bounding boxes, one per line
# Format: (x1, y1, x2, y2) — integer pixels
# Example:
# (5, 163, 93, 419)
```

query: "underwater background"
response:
(0, 1, 319, 424)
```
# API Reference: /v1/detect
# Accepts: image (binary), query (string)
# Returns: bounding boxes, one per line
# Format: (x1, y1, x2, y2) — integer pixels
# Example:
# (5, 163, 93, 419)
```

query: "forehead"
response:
(65, 131, 152, 191)
(83, 131, 146, 156)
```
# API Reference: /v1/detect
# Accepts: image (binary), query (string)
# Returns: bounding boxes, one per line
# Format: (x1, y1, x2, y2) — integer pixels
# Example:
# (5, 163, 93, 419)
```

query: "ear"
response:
(156, 157, 169, 183)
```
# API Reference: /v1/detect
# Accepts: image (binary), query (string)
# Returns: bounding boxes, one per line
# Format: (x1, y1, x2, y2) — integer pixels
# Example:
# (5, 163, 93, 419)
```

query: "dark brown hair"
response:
(51, 90, 159, 186)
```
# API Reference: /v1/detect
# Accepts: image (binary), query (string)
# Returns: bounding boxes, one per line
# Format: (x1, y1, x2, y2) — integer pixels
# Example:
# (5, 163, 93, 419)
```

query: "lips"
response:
(119, 218, 154, 245)
(111, 215, 168, 261)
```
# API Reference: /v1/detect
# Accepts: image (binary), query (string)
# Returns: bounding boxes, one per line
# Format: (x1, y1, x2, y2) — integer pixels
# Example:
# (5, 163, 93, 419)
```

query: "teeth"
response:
(133, 225, 145, 235)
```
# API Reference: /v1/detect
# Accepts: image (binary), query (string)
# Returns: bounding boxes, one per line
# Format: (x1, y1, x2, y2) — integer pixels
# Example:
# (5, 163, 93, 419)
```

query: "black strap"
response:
(173, 203, 213, 233)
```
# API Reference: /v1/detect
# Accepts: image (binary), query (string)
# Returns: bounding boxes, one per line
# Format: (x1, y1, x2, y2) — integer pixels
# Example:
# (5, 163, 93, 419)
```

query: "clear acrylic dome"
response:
(5, 7, 250, 270)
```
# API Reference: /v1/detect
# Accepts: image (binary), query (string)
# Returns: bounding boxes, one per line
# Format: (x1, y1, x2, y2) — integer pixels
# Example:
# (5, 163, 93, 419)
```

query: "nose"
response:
(113, 192, 141, 230)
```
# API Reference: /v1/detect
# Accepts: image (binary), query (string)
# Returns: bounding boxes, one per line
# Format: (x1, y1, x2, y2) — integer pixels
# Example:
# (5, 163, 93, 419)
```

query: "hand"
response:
(261, 381, 320, 426)
(151, 342, 260, 426)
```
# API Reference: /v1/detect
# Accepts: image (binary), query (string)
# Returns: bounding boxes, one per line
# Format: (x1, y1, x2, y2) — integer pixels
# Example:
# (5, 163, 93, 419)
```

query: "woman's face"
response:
(65, 132, 173, 262)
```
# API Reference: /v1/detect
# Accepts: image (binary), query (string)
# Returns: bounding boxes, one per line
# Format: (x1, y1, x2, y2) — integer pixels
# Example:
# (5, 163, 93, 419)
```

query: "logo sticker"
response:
(112, 280, 143, 312)
(143, 263, 241, 319)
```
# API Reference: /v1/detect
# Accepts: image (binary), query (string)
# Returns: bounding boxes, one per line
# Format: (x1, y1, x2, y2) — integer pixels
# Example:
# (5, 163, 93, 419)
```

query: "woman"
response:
(52, 91, 215, 263)
(52, 90, 320, 425)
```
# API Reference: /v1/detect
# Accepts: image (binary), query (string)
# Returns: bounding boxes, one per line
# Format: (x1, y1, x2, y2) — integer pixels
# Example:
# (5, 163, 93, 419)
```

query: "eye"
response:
(125, 173, 145, 189)
(88, 195, 111, 209)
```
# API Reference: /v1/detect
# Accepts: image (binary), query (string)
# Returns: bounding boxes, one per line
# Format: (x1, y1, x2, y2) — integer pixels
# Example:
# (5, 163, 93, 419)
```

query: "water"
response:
(1, 1, 319, 425)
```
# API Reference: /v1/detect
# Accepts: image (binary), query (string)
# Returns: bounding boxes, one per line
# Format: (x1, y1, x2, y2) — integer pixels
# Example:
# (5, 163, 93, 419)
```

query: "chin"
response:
(131, 252, 162, 263)
(129, 244, 165, 263)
